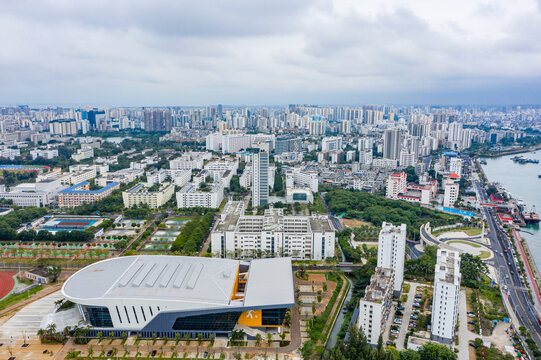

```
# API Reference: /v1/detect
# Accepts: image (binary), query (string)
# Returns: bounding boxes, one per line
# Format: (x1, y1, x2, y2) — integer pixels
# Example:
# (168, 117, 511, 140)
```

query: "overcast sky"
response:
(1, 0, 541, 106)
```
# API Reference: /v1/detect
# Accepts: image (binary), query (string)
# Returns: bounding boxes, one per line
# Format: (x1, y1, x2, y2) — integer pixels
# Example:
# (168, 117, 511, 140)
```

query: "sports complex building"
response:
(62, 256, 294, 338)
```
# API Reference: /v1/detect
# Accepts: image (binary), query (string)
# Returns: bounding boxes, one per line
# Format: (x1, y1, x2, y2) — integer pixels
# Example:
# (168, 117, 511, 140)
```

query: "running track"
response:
(0, 271, 17, 299)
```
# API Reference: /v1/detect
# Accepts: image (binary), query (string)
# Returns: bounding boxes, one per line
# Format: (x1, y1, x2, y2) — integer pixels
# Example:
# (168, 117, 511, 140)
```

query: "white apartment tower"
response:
(377, 222, 406, 296)
(443, 173, 460, 207)
(385, 172, 407, 199)
(252, 151, 269, 207)
(431, 249, 461, 344)
(358, 267, 394, 345)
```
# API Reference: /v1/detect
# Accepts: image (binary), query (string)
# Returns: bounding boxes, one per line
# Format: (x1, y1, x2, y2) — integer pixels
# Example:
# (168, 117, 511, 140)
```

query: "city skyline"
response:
(2, 0, 541, 106)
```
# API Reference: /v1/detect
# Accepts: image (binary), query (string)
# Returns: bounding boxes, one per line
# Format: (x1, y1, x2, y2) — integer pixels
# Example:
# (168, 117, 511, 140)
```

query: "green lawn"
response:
(0, 285, 43, 311)
(463, 228, 483, 236)
(479, 251, 491, 259)
(448, 240, 481, 248)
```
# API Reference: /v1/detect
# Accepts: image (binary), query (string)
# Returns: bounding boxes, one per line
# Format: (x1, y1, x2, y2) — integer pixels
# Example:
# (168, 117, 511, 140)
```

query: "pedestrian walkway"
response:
(0, 290, 63, 340)
(456, 290, 477, 359)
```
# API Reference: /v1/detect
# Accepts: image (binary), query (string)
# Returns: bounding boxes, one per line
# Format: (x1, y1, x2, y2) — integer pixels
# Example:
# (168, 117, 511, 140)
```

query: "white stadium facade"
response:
(62, 255, 294, 338)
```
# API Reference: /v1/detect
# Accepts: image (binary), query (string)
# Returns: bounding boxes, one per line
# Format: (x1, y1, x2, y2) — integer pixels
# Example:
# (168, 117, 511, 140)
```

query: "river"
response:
(481, 151, 541, 269)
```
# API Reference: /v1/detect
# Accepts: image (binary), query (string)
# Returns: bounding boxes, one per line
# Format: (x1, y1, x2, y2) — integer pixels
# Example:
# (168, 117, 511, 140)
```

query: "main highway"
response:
(473, 176, 541, 346)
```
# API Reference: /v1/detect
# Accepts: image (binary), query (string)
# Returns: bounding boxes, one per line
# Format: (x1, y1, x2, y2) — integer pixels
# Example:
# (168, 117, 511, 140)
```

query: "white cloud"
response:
(0, 0, 540, 105)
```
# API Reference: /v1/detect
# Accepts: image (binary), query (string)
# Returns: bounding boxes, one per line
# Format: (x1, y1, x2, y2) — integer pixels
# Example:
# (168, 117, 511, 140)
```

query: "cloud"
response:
(0, 0, 540, 106)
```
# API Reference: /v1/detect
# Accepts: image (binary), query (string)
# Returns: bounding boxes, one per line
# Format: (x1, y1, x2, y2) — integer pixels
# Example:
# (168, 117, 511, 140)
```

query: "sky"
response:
(1, 0, 541, 106)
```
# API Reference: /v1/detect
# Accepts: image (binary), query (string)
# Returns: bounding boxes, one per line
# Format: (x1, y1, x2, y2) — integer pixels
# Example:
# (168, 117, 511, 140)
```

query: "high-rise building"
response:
(383, 128, 402, 160)
(87, 109, 106, 131)
(321, 137, 343, 152)
(377, 222, 406, 296)
(144, 109, 172, 131)
(275, 137, 302, 154)
(252, 151, 269, 207)
(357, 267, 394, 345)
(431, 249, 461, 344)
(443, 173, 460, 207)
(385, 172, 407, 199)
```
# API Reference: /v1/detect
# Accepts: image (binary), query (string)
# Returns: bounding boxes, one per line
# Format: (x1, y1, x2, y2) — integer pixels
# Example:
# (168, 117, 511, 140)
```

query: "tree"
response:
(255, 333, 262, 347)
(48, 265, 62, 282)
(460, 253, 488, 287)
(418, 342, 457, 360)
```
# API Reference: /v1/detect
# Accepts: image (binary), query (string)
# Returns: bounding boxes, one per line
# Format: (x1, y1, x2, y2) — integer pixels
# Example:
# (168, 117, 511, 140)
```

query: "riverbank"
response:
(480, 143, 541, 158)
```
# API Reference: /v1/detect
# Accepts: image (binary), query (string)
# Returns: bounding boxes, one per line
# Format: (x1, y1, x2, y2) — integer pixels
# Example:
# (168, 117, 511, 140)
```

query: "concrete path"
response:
(456, 290, 478, 359)
(0, 290, 63, 340)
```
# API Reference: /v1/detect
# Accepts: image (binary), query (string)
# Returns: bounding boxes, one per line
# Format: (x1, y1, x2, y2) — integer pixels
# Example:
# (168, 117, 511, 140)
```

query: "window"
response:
(172, 311, 242, 331)
(262, 308, 287, 326)
(86, 306, 113, 328)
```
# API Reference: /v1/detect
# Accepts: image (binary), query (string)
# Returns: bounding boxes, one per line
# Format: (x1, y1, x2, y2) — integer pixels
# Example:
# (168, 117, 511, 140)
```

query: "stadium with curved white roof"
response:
(62, 255, 294, 338)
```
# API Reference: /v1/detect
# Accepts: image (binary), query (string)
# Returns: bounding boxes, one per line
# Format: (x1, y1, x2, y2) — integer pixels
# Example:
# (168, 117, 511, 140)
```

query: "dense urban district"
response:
(0, 104, 538, 360)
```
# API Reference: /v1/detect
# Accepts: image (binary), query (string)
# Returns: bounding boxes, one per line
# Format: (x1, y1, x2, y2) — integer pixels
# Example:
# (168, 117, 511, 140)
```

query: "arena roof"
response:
(62, 256, 294, 310)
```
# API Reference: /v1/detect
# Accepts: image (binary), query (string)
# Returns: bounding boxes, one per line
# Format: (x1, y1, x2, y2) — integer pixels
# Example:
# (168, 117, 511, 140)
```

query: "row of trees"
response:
(0, 206, 48, 241)
(14, 229, 94, 243)
(171, 213, 214, 254)
(320, 325, 457, 360)
(323, 188, 461, 240)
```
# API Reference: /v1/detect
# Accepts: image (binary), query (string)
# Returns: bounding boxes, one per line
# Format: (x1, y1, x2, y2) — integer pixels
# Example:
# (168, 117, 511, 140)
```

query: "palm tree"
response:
(88, 345, 94, 359)
(197, 333, 204, 345)
(209, 334, 215, 346)
(96, 331, 103, 343)
(255, 334, 262, 347)
(185, 333, 190, 345)
(175, 333, 181, 344)
(267, 333, 273, 347)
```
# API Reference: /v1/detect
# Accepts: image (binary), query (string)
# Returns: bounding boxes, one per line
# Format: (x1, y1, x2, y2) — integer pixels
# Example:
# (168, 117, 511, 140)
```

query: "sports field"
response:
(0, 271, 17, 299)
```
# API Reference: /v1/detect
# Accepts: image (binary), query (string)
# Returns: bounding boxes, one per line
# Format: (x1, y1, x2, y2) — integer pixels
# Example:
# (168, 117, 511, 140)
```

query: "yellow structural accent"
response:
(238, 310, 263, 327)
(230, 265, 242, 300)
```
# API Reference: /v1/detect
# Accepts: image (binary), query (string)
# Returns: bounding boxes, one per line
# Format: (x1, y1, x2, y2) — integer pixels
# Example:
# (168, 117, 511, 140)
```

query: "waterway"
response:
(325, 277, 353, 350)
(481, 151, 541, 269)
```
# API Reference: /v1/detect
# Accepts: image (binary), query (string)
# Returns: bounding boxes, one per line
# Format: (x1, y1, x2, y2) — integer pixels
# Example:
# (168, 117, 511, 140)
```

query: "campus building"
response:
(358, 267, 394, 345)
(431, 249, 461, 344)
(377, 222, 406, 296)
(62, 256, 294, 338)
(176, 183, 224, 209)
(122, 183, 175, 209)
(58, 181, 120, 208)
(211, 201, 335, 260)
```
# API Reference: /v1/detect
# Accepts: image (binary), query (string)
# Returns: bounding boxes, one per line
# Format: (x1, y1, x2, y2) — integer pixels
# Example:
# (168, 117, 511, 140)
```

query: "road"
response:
(406, 240, 423, 259)
(473, 176, 541, 348)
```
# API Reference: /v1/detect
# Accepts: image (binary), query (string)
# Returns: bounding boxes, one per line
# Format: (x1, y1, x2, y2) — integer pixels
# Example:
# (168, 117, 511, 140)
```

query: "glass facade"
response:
(262, 308, 287, 326)
(172, 311, 242, 331)
(86, 306, 113, 328)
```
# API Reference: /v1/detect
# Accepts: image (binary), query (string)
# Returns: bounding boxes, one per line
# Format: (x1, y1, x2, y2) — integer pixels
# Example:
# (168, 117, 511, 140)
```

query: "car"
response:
(397, 306, 404, 310)
(413, 304, 420, 308)
(504, 249, 507, 253)
(508, 262, 512, 266)
(469, 343, 478, 348)
(411, 315, 419, 320)
(505, 274, 509, 279)
(151, 350, 157, 357)
(386, 341, 395, 346)
(204, 352, 209, 358)
(391, 329, 399, 334)
(468, 313, 476, 317)
(468, 321, 475, 325)
(408, 323, 416, 328)
(511, 271, 514, 275)
(394, 319, 402, 324)
(107, 350, 113, 356)
(415, 294, 422, 298)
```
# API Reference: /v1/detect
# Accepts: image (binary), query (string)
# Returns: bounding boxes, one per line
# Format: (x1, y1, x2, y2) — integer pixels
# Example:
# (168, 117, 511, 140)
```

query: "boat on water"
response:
(538, 175, 541, 179)
(480, 160, 487, 165)
(523, 205, 540, 225)
(511, 155, 540, 164)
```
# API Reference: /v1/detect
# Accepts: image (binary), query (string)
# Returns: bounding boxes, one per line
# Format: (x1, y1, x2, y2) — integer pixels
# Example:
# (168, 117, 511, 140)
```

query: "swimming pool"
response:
(437, 206, 477, 217)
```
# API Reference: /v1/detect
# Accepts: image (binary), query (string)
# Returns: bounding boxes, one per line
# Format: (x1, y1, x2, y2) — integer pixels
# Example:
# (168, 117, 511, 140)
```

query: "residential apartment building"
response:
(59, 181, 120, 208)
(211, 201, 335, 260)
(385, 172, 407, 199)
(443, 173, 460, 207)
(377, 222, 406, 296)
(122, 183, 175, 209)
(358, 267, 394, 345)
(72, 147, 94, 161)
(431, 249, 461, 344)
(321, 137, 343, 152)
